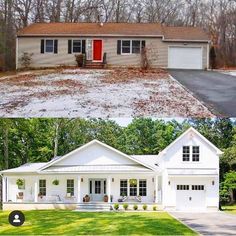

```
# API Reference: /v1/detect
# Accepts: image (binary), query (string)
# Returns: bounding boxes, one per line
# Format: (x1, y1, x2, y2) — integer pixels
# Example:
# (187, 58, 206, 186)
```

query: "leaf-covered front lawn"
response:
(0, 210, 196, 235)
(222, 205, 236, 214)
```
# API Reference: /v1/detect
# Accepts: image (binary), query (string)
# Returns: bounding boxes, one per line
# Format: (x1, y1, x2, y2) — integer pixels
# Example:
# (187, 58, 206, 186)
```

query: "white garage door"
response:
(168, 47, 203, 69)
(176, 185, 206, 211)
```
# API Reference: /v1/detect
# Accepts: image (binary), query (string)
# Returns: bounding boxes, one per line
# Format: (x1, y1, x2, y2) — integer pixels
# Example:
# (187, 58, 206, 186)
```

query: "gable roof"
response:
(39, 139, 157, 172)
(159, 127, 223, 156)
(17, 23, 210, 41)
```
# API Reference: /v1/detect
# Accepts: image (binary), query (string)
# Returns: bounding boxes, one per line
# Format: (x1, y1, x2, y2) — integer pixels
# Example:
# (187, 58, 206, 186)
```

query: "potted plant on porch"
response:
(16, 178, 25, 189)
(83, 194, 90, 202)
(104, 194, 108, 202)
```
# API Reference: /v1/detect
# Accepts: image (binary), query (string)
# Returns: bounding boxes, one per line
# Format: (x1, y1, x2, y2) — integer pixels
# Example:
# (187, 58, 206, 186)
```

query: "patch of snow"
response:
(0, 69, 213, 117)
(220, 71, 236, 77)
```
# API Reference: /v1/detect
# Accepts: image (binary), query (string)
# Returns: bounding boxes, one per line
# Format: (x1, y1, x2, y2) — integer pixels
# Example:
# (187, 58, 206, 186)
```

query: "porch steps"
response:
(84, 61, 105, 69)
(75, 203, 111, 212)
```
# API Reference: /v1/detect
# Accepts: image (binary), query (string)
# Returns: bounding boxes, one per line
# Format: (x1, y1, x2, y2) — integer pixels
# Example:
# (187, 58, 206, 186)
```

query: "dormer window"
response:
(182, 146, 190, 161)
(182, 146, 200, 162)
(192, 146, 200, 162)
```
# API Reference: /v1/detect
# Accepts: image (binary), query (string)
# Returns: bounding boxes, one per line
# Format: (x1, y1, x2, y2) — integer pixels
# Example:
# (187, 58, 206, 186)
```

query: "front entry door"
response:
(93, 40, 102, 61)
(89, 179, 106, 201)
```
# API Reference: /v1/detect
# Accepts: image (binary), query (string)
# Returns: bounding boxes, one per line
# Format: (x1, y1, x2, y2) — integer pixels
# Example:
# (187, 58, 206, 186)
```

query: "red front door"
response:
(93, 40, 102, 61)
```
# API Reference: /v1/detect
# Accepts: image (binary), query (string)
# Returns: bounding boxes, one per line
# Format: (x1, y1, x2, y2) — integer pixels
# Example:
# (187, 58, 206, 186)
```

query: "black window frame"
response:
(192, 146, 200, 162)
(120, 179, 128, 196)
(139, 179, 147, 196)
(182, 146, 190, 162)
(67, 179, 74, 196)
(39, 179, 46, 196)
(177, 185, 189, 190)
(192, 185, 204, 190)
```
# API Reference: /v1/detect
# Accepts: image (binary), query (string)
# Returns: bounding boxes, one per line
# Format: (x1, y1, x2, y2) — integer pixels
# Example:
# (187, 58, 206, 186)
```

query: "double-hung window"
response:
(72, 40, 82, 53)
(139, 180, 147, 196)
(183, 146, 190, 161)
(67, 179, 74, 196)
(129, 180, 137, 196)
(45, 40, 54, 53)
(39, 179, 46, 196)
(132, 40, 141, 53)
(121, 40, 131, 54)
(120, 180, 128, 196)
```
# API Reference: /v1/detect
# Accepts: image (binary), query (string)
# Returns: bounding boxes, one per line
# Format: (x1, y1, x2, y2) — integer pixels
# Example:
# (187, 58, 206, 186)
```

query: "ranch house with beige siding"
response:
(16, 23, 210, 70)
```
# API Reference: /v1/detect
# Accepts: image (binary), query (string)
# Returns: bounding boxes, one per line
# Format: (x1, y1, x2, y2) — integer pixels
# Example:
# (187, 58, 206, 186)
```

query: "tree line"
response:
(0, 0, 236, 70)
(0, 118, 236, 204)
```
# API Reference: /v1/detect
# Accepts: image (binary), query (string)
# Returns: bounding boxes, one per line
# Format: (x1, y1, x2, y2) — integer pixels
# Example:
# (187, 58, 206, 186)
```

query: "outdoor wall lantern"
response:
(168, 181, 171, 185)
(81, 178, 83, 182)
(152, 178, 154, 182)
(212, 180, 215, 185)
(112, 178, 114, 182)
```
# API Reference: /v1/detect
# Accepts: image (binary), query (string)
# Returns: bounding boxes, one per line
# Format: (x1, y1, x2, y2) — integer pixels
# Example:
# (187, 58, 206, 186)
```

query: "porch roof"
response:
(0, 163, 46, 173)
(40, 164, 154, 173)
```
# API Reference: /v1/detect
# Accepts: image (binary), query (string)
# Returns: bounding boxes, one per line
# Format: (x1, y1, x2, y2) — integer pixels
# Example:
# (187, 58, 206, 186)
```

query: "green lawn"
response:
(222, 205, 236, 214)
(0, 210, 196, 235)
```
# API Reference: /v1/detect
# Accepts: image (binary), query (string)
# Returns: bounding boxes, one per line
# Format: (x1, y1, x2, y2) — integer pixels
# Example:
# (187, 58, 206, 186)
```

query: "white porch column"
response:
(107, 176, 111, 203)
(155, 175, 158, 203)
(2, 176, 6, 202)
(77, 176, 81, 203)
(34, 178, 38, 203)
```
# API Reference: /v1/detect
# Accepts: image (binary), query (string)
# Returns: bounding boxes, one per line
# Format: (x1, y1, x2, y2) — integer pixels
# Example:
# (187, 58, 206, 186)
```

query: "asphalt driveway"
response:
(170, 212, 236, 235)
(169, 70, 236, 116)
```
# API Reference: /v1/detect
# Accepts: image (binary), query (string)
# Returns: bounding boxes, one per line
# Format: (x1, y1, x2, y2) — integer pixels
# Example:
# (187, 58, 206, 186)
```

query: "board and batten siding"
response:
(17, 37, 208, 69)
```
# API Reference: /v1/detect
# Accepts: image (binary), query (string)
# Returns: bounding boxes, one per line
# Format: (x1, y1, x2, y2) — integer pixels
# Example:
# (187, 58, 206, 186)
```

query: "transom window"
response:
(67, 179, 74, 196)
(139, 180, 147, 196)
(121, 40, 143, 54)
(183, 146, 190, 161)
(39, 179, 46, 196)
(45, 40, 54, 53)
(192, 146, 200, 162)
(120, 180, 128, 196)
(192, 185, 204, 190)
(177, 185, 189, 190)
(72, 40, 82, 53)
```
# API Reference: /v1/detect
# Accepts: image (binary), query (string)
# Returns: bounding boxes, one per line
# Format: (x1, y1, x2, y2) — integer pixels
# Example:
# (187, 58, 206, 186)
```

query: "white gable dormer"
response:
(159, 127, 222, 169)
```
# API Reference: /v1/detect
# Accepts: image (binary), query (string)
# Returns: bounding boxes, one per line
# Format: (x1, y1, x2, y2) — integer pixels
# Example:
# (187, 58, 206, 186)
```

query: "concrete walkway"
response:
(170, 212, 236, 235)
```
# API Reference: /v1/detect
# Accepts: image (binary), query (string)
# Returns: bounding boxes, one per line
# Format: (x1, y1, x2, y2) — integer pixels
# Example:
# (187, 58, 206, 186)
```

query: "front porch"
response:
(2, 174, 162, 209)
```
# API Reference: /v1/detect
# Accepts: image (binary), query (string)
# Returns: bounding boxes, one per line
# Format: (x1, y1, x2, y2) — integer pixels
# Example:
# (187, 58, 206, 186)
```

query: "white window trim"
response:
(72, 39, 82, 54)
(182, 145, 200, 163)
(45, 39, 55, 54)
(121, 40, 132, 55)
(121, 40, 142, 55)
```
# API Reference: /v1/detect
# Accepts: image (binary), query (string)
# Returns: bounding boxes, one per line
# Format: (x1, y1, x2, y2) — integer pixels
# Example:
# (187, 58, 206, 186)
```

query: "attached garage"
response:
(176, 184, 206, 211)
(168, 47, 203, 69)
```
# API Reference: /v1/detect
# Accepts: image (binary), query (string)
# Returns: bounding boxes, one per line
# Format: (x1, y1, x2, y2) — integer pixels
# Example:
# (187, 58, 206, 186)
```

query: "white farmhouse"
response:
(1, 127, 222, 211)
